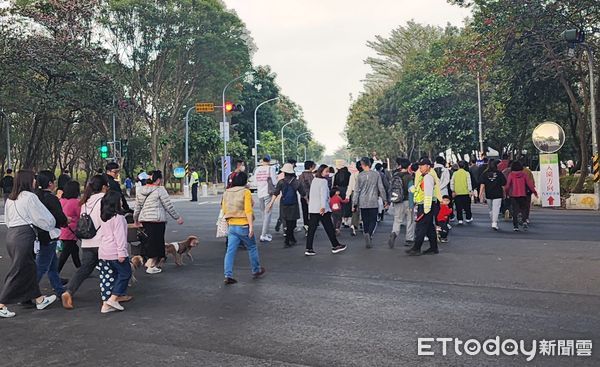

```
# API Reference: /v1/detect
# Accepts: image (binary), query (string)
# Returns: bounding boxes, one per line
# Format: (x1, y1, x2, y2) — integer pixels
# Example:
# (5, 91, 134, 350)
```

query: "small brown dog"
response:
(163, 235, 199, 266)
(129, 255, 144, 284)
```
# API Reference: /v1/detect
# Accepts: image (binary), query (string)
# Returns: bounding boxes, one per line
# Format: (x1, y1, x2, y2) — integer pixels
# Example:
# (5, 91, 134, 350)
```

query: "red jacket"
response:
(437, 204, 453, 223)
(329, 195, 349, 212)
(505, 171, 537, 198)
(59, 198, 80, 241)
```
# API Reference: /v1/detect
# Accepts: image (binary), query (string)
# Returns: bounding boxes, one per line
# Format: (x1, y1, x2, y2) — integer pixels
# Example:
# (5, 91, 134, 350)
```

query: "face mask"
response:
(329, 173, 334, 178)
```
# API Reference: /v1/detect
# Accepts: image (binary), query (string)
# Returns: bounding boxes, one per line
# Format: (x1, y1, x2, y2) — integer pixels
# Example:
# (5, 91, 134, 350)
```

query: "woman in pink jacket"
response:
(505, 161, 538, 232)
(98, 191, 132, 313)
(58, 181, 81, 273)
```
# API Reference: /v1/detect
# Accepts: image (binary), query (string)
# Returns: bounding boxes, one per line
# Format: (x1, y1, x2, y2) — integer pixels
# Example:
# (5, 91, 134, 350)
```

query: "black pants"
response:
(301, 198, 309, 226)
(306, 212, 340, 250)
(191, 183, 198, 201)
(511, 197, 529, 227)
(454, 195, 472, 221)
(523, 194, 532, 220)
(439, 221, 449, 239)
(285, 220, 297, 244)
(142, 222, 166, 260)
(360, 208, 379, 236)
(66, 247, 98, 296)
(412, 206, 438, 252)
(58, 239, 81, 273)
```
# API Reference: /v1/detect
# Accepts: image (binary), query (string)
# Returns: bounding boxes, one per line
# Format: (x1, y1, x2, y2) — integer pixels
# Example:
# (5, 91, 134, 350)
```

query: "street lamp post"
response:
(303, 145, 307, 162)
(254, 97, 279, 168)
(222, 74, 248, 185)
(476, 72, 484, 156)
(183, 106, 195, 198)
(295, 132, 311, 162)
(0, 110, 10, 169)
(280, 120, 297, 164)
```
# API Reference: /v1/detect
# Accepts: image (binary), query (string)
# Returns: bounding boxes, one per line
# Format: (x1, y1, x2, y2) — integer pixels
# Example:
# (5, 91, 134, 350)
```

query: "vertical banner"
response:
(539, 153, 560, 207)
(221, 155, 231, 184)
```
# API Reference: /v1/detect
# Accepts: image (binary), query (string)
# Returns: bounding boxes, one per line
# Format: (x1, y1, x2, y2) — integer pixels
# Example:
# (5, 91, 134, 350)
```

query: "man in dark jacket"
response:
(298, 161, 316, 232)
(388, 158, 414, 248)
(0, 168, 14, 204)
(106, 162, 131, 212)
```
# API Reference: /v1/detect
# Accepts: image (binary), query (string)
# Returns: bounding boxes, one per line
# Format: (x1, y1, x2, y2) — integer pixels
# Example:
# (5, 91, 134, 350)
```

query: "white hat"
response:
(281, 163, 295, 174)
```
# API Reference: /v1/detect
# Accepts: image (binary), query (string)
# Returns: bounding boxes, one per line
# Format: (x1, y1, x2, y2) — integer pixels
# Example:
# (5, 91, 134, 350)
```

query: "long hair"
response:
(80, 174, 108, 206)
(315, 164, 329, 178)
(8, 170, 35, 201)
(100, 190, 124, 222)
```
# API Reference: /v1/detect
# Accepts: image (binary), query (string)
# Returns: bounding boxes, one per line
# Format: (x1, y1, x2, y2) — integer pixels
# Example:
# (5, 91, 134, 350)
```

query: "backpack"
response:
(281, 178, 297, 205)
(389, 172, 404, 204)
(76, 199, 100, 239)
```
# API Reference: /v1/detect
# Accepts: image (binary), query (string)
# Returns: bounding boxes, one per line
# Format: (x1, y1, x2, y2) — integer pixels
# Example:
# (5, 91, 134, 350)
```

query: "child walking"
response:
(330, 186, 349, 235)
(97, 191, 132, 313)
(436, 195, 453, 243)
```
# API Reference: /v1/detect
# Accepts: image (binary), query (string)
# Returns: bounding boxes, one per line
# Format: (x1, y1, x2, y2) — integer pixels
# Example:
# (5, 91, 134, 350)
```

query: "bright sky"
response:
(224, 0, 471, 154)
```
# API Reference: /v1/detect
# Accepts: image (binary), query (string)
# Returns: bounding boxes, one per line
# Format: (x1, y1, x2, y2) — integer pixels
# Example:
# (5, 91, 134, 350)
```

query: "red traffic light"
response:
(225, 101, 234, 112)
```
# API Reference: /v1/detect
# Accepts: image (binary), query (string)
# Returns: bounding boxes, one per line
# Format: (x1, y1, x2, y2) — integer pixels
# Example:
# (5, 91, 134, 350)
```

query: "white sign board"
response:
(539, 153, 560, 207)
(219, 121, 230, 142)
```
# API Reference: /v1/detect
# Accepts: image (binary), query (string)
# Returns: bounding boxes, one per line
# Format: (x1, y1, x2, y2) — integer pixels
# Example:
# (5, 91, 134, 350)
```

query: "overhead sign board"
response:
(195, 102, 214, 113)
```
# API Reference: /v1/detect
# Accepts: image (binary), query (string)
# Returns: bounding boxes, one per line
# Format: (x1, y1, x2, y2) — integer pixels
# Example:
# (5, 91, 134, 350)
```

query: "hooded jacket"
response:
(505, 171, 537, 198)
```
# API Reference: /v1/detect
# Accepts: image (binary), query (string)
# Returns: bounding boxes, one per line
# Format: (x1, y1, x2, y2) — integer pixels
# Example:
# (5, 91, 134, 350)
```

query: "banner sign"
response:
(221, 156, 231, 184)
(539, 153, 560, 207)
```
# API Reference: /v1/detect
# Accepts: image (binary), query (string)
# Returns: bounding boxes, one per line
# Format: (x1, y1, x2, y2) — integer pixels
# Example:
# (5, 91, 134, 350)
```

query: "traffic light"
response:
(100, 140, 109, 159)
(561, 29, 585, 44)
(224, 101, 244, 113)
(121, 139, 128, 155)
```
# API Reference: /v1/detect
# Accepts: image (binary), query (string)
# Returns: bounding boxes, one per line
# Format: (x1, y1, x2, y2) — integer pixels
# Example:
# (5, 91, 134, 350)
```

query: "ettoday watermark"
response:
(417, 337, 592, 362)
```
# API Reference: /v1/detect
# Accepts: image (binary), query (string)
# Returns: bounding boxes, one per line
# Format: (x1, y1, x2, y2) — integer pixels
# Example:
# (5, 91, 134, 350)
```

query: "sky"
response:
(223, 0, 472, 154)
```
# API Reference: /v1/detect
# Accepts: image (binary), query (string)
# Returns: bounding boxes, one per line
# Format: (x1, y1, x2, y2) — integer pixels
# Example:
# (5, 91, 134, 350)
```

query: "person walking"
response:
(346, 161, 362, 236)
(189, 167, 200, 202)
(333, 164, 352, 228)
(61, 174, 108, 309)
(479, 159, 507, 230)
(450, 161, 474, 224)
(305, 165, 347, 256)
(352, 157, 387, 248)
(374, 163, 390, 222)
(254, 155, 278, 242)
(106, 162, 131, 212)
(505, 161, 538, 232)
(222, 172, 265, 284)
(267, 163, 306, 247)
(124, 176, 133, 198)
(434, 157, 451, 198)
(133, 170, 183, 273)
(0, 168, 13, 205)
(406, 158, 440, 256)
(227, 159, 246, 189)
(0, 170, 58, 318)
(97, 191, 133, 313)
(329, 186, 349, 235)
(522, 160, 536, 224)
(58, 180, 82, 273)
(298, 161, 316, 235)
(56, 170, 71, 199)
(388, 158, 415, 248)
(35, 171, 68, 300)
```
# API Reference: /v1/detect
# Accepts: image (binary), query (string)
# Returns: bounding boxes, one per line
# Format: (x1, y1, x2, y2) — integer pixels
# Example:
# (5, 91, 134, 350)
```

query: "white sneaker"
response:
(146, 267, 162, 274)
(465, 218, 473, 223)
(0, 306, 15, 318)
(492, 223, 498, 231)
(447, 224, 452, 230)
(424, 236, 429, 241)
(36, 295, 57, 310)
(259, 235, 272, 242)
(458, 220, 464, 225)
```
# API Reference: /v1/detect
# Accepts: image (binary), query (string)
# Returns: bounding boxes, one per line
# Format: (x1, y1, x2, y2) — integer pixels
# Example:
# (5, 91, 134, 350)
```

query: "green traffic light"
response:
(100, 146, 108, 153)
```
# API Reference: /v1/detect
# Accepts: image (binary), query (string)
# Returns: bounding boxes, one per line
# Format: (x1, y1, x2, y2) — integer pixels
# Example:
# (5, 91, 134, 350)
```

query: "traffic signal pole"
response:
(184, 106, 195, 199)
(112, 96, 117, 160)
(583, 44, 599, 205)
(222, 74, 247, 187)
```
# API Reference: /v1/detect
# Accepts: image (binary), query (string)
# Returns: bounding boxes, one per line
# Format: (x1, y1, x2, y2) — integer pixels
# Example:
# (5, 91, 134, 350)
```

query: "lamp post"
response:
(183, 106, 195, 198)
(280, 120, 297, 164)
(476, 72, 484, 156)
(303, 145, 307, 162)
(0, 109, 10, 169)
(254, 97, 279, 168)
(562, 29, 599, 206)
(295, 132, 311, 162)
(222, 73, 249, 186)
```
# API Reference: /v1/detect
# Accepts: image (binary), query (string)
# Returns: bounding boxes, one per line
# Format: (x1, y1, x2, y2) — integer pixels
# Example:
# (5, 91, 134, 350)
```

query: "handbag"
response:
(216, 207, 229, 238)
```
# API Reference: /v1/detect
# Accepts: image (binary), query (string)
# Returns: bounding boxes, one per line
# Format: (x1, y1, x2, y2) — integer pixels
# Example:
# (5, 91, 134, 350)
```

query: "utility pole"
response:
(183, 106, 195, 198)
(254, 97, 279, 169)
(281, 120, 296, 164)
(112, 96, 117, 160)
(477, 72, 484, 156)
(0, 110, 10, 169)
(222, 74, 247, 186)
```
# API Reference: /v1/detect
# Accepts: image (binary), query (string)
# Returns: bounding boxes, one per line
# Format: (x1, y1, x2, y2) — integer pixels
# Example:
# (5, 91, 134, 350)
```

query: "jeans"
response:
(224, 225, 261, 278)
(412, 205, 438, 252)
(487, 198, 502, 225)
(66, 247, 98, 295)
(360, 208, 379, 236)
(391, 200, 414, 241)
(258, 195, 273, 237)
(98, 258, 132, 301)
(454, 195, 472, 221)
(36, 241, 65, 296)
(306, 212, 341, 250)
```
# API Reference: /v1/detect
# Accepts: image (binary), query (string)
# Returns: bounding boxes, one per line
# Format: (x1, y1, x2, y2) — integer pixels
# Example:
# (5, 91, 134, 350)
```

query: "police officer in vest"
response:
(406, 158, 439, 256)
(190, 167, 200, 202)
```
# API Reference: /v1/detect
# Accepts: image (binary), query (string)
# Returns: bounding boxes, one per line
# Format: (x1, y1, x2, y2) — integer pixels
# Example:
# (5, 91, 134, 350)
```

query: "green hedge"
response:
(560, 175, 595, 195)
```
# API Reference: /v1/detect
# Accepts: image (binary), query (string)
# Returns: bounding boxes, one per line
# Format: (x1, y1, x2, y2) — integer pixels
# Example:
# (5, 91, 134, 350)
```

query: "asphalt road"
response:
(1, 197, 599, 367)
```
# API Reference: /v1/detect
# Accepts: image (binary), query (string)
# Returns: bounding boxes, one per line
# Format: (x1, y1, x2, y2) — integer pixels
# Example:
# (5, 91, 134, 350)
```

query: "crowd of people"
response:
(0, 163, 183, 318)
(0, 152, 539, 316)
